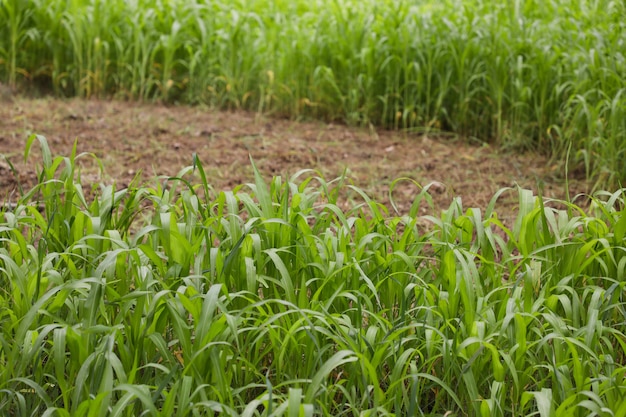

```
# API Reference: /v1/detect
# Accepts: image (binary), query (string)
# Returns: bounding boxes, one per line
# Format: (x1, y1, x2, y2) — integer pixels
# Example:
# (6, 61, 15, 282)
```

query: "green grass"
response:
(0, 0, 625, 187)
(1, 135, 626, 415)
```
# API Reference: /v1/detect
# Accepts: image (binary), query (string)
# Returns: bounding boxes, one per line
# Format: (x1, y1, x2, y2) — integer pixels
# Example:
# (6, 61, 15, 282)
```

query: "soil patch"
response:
(0, 97, 589, 221)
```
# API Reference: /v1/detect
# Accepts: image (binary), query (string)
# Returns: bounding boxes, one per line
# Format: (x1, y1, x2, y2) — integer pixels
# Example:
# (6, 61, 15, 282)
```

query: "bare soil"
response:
(0, 97, 589, 220)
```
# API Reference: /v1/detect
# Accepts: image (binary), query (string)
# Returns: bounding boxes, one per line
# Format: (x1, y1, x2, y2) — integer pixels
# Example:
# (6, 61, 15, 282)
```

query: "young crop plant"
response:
(0, 135, 625, 415)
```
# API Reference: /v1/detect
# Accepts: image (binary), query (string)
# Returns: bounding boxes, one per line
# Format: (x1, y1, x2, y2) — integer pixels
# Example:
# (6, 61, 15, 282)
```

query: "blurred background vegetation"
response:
(1, 0, 624, 186)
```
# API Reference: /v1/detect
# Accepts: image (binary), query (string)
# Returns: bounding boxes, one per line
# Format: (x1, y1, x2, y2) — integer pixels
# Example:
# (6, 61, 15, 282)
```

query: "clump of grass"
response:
(1, 0, 625, 187)
(1, 135, 626, 415)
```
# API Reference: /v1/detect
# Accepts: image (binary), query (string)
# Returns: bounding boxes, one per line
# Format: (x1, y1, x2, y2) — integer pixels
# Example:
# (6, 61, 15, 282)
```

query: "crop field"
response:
(1, 0, 625, 186)
(1, 0, 626, 416)
(0, 135, 625, 416)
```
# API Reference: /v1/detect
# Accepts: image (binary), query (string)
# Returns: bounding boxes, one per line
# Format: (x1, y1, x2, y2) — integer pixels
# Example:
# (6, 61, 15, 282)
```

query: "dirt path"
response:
(0, 97, 588, 219)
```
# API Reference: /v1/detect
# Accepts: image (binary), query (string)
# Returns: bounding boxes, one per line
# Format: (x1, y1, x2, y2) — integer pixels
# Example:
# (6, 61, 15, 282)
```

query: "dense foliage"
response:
(0, 0, 625, 185)
(0, 136, 625, 415)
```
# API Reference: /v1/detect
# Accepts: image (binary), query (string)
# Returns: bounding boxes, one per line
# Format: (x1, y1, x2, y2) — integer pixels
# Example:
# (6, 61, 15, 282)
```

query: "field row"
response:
(0, 0, 625, 186)
(0, 136, 625, 415)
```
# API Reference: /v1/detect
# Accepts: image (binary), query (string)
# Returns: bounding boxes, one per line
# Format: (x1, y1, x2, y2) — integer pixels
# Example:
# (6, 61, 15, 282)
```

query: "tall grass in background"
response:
(0, 0, 625, 184)
(1, 136, 626, 415)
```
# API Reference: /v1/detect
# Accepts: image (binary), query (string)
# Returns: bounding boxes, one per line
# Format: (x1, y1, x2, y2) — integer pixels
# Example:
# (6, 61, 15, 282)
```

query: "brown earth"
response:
(0, 96, 589, 222)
